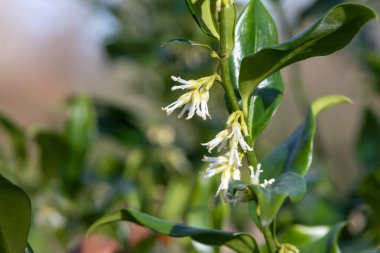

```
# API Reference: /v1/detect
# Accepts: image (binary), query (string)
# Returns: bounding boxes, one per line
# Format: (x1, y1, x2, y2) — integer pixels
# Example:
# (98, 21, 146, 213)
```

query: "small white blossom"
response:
(162, 92, 192, 116)
(162, 75, 220, 120)
(202, 129, 229, 153)
(228, 146, 241, 166)
(202, 110, 252, 157)
(202, 152, 242, 195)
(249, 164, 262, 185)
(171, 76, 198, 90)
(261, 178, 276, 188)
(249, 163, 275, 188)
(230, 121, 252, 152)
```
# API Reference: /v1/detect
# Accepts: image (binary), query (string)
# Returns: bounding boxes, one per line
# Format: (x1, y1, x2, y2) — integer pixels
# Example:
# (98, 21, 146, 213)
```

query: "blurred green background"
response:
(0, 0, 379, 252)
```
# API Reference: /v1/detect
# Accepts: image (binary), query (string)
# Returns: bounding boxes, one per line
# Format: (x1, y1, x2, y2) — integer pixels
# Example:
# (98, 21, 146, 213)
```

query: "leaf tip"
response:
(312, 95, 352, 116)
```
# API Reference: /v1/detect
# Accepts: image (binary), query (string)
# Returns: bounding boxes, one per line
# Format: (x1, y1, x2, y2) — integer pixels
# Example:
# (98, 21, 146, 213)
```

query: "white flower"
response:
(202, 129, 229, 153)
(202, 110, 252, 156)
(171, 76, 198, 90)
(162, 75, 220, 120)
(162, 92, 192, 116)
(202, 152, 241, 195)
(230, 121, 252, 152)
(249, 163, 275, 188)
(261, 178, 276, 188)
(228, 146, 241, 166)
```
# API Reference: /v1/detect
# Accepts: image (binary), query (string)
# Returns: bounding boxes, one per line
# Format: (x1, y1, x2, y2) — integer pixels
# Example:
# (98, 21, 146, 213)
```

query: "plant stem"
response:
(218, 7, 278, 253)
(218, 9, 240, 112)
(263, 226, 278, 253)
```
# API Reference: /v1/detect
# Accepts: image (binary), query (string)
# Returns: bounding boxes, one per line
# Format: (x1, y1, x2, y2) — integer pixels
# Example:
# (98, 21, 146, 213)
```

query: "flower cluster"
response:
(162, 75, 275, 196)
(162, 74, 220, 120)
(201, 111, 253, 194)
(202, 111, 275, 195)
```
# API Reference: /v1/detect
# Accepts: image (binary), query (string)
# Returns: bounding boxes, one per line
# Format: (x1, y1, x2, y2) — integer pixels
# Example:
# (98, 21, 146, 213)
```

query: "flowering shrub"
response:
(0, 1, 378, 253)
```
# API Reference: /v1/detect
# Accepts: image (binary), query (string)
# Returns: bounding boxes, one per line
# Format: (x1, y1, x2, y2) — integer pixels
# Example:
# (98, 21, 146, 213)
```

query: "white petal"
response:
(162, 100, 183, 115)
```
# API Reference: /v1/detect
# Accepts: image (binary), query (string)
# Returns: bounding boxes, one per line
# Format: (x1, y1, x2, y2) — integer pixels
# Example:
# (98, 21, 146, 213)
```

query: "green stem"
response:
(218, 7, 279, 253)
(218, 9, 240, 112)
(263, 226, 278, 253)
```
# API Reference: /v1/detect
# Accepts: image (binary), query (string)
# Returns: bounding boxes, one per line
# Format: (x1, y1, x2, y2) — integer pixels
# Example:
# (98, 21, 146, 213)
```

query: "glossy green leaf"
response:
(278, 222, 346, 253)
(0, 174, 31, 253)
(229, 0, 283, 139)
(0, 111, 26, 166)
(248, 172, 306, 227)
(162, 38, 215, 55)
(184, 0, 219, 38)
(222, 5, 236, 57)
(88, 208, 259, 253)
(261, 95, 351, 180)
(239, 3, 377, 101)
(356, 108, 380, 171)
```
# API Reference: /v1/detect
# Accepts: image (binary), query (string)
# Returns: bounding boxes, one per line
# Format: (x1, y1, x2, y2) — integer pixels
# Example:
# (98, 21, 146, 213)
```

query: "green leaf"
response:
(229, 0, 283, 139)
(65, 95, 96, 155)
(88, 208, 259, 253)
(0, 111, 27, 166)
(162, 38, 215, 55)
(0, 174, 31, 253)
(261, 95, 351, 180)
(311, 95, 352, 116)
(248, 172, 306, 228)
(35, 131, 70, 185)
(356, 108, 380, 171)
(223, 5, 236, 57)
(278, 222, 346, 253)
(184, 0, 219, 38)
(63, 95, 96, 197)
(239, 3, 377, 101)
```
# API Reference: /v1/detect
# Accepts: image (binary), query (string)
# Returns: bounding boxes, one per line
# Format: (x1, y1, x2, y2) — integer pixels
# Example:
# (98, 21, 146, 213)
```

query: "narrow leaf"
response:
(311, 95, 352, 116)
(184, 0, 219, 38)
(162, 38, 215, 55)
(88, 208, 259, 253)
(229, 0, 283, 139)
(239, 3, 377, 101)
(0, 174, 31, 253)
(261, 95, 351, 180)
